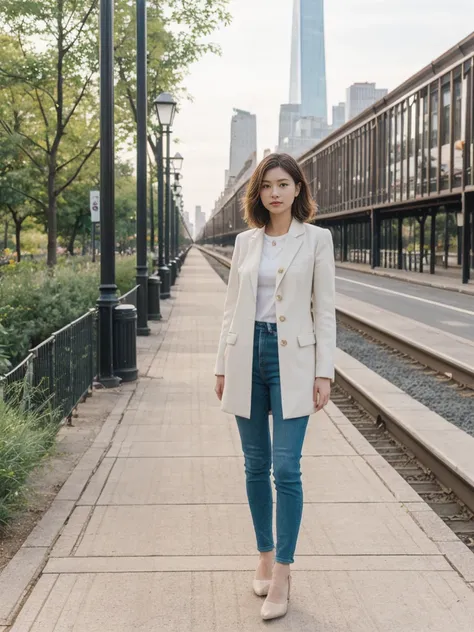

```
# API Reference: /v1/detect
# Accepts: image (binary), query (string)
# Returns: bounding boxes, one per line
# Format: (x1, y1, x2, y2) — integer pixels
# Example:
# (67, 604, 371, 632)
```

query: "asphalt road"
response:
(336, 268, 474, 342)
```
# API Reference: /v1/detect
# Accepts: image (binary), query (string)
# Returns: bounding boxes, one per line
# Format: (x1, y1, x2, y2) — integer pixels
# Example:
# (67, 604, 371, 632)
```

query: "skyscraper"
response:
(345, 83, 388, 121)
(289, 0, 327, 121)
(228, 109, 257, 184)
(332, 102, 346, 130)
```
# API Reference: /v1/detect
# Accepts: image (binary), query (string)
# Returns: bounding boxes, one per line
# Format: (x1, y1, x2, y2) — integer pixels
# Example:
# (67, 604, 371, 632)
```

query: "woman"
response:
(214, 153, 336, 621)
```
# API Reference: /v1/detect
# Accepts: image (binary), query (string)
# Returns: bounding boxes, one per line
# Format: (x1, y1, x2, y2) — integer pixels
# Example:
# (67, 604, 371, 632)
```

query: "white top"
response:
(255, 233, 288, 323)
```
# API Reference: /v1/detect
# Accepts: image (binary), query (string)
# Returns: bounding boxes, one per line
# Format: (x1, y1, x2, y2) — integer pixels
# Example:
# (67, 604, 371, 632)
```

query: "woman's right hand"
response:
(215, 375, 225, 401)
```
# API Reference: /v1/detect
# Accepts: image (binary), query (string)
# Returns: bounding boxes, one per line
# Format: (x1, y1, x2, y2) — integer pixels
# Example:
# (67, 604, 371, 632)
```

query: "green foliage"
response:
(0, 387, 60, 527)
(0, 257, 137, 366)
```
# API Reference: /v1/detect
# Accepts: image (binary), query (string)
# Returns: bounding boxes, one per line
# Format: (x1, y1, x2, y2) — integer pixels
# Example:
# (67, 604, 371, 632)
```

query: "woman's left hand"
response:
(314, 377, 331, 412)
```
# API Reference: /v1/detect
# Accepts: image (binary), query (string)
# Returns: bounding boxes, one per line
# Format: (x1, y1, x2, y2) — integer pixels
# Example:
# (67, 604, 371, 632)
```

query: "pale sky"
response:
(171, 0, 474, 226)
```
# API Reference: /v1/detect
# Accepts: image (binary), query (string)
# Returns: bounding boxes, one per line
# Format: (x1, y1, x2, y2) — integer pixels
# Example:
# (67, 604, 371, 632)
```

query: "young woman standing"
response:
(214, 153, 336, 620)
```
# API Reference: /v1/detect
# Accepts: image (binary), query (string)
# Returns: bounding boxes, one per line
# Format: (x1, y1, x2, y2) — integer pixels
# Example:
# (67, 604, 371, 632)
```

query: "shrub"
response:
(0, 256, 139, 366)
(0, 388, 61, 527)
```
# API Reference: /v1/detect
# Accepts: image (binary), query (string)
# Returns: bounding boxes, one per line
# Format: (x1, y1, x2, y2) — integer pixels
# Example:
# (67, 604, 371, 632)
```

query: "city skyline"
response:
(172, 0, 474, 221)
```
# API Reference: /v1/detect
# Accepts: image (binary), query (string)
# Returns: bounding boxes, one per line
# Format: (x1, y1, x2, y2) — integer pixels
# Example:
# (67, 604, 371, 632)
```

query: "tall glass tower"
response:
(289, 0, 327, 122)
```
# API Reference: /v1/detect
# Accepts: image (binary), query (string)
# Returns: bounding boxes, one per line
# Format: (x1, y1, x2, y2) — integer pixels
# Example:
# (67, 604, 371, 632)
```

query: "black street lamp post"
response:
(149, 170, 155, 270)
(172, 153, 183, 268)
(97, 0, 120, 388)
(135, 0, 149, 335)
(155, 133, 169, 297)
(153, 93, 177, 298)
(173, 171, 183, 263)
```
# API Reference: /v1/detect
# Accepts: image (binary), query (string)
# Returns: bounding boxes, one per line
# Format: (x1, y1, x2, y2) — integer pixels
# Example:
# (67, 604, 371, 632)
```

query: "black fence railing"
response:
(118, 285, 139, 308)
(1, 309, 97, 422)
(1, 284, 141, 421)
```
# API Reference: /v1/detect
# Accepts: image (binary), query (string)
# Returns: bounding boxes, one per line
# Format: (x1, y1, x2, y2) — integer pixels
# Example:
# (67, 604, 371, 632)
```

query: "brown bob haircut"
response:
(243, 153, 316, 228)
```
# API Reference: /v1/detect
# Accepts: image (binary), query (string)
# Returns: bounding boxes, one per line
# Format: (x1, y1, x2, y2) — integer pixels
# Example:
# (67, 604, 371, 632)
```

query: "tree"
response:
(114, 0, 231, 155)
(0, 1, 231, 265)
(0, 12, 100, 266)
(0, 113, 41, 261)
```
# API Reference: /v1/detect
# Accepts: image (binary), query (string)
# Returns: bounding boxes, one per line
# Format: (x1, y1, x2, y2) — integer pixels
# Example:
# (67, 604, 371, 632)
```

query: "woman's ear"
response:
(295, 183, 301, 197)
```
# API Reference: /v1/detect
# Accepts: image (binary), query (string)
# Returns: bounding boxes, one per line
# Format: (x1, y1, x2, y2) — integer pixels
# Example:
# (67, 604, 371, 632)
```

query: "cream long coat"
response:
(214, 218, 336, 420)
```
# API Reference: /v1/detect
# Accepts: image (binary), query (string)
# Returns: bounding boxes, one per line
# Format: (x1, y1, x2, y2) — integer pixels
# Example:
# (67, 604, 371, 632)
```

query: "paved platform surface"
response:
(4, 248, 474, 631)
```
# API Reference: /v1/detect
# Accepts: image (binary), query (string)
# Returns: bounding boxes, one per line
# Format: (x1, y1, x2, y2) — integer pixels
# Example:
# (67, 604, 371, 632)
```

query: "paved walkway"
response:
(4, 248, 474, 630)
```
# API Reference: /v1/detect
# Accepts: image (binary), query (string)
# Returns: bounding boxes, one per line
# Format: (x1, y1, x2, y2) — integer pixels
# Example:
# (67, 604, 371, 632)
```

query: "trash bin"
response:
(113, 304, 138, 382)
(148, 275, 161, 321)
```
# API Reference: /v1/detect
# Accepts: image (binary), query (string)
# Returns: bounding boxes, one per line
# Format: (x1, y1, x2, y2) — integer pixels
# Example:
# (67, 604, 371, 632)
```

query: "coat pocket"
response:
(226, 332, 238, 345)
(297, 332, 316, 347)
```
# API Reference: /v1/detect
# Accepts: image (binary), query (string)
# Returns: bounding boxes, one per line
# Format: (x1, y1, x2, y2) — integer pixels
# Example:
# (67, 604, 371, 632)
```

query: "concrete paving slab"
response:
(364, 454, 423, 503)
(42, 555, 452, 575)
(59, 501, 437, 559)
(0, 547, 48, 625)
(300, 503, 438, 555)
(9, 570, 474, 632)
(303, 456, 396, 502)
(50, 506, 93, 558)
(106, 423, 242, 458)
(96, 456, 248, 505)
(22, 500, 75, 549)
(437, 541, 474, 582)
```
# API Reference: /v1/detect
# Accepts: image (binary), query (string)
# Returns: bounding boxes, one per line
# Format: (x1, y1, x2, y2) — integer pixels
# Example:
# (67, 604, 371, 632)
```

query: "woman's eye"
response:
(280, 183, 288, 188)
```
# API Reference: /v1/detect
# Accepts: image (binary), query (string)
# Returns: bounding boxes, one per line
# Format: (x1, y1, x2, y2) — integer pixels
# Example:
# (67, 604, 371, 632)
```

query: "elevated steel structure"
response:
(198, 34, 474, 283)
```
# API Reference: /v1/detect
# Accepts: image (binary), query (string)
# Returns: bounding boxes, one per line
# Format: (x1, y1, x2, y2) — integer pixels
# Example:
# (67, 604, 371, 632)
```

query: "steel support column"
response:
(342, 221, 348, 262)
(430, 210, 436, 274)
(371, 209, 380, 268)
(418, 214, 426, 274)
(462, 191, 473, 283)
(397, 215, 403, 269)
(444, 210, 450, 269)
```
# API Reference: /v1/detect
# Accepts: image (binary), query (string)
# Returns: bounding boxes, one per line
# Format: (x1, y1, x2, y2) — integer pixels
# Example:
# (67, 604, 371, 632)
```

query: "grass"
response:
(0, 385, 61, 528)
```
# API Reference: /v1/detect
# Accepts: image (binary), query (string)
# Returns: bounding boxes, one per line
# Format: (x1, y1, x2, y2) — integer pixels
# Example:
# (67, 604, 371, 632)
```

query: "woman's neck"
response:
(266, 213, 292, 237)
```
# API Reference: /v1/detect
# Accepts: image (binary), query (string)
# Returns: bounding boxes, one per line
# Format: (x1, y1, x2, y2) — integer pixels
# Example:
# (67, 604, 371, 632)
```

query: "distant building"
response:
(182, 211, 193, 239)
(194, 205, 206, 240)
(278, 104, 301, 148)
(332, 102, 345, 130)
(228, 109, 257, 184)
(345, 83, 388, 121)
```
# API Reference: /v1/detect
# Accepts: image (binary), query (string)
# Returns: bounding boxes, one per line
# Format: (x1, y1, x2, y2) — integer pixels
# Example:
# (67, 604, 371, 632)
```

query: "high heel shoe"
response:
(252, 579, 271, 597)
(260, 575, 291, 620)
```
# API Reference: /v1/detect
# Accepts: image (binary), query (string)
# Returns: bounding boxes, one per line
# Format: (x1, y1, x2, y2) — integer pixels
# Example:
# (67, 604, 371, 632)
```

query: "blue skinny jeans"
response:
(235, 321, 309, 565)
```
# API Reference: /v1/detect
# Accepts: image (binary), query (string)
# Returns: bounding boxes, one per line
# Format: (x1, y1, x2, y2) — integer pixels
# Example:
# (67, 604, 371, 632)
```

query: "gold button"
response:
(279, 316, 286, 322)
(278, 268, 284, 274)
(276, 295, 282, 301)
(280, 339, 287, 347)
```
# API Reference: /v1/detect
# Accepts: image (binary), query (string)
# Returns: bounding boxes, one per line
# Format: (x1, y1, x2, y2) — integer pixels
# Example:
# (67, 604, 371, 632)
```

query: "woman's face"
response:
(260, 167, 301, 218)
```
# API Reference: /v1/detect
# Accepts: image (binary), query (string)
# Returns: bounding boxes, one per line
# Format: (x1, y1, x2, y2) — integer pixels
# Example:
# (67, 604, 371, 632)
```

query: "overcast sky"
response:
(170, 0, 474, 225)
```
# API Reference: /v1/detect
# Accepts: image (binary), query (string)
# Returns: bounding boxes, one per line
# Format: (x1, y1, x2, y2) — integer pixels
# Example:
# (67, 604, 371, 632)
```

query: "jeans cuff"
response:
(275, 556, 293, 564)
(258, 546, 275, 553)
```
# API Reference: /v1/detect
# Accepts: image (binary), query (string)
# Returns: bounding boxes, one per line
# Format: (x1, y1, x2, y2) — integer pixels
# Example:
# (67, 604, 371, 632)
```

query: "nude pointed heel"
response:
(253, 579, 271, 596)
(260, 575, 291, 620)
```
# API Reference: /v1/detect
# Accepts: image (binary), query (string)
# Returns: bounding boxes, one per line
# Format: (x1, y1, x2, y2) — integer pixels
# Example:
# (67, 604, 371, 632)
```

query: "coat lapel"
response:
(275, 219, 305, 293)
(248, 227, 264, 299)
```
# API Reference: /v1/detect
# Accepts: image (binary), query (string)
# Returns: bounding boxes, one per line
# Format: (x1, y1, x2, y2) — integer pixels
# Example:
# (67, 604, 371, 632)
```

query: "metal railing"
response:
(1, 284, 140, 420)
(118, 285, 139, 308)
(1, 309, 97, 422)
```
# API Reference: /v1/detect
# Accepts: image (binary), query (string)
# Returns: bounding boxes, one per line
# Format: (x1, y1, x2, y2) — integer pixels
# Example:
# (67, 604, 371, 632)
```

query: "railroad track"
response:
(198, 244, 474, 553)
